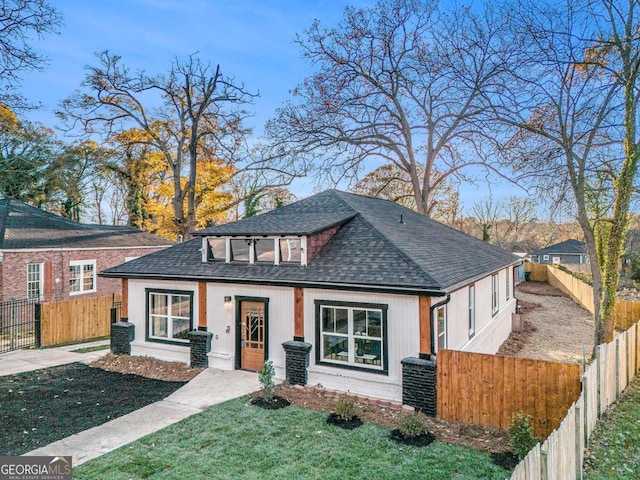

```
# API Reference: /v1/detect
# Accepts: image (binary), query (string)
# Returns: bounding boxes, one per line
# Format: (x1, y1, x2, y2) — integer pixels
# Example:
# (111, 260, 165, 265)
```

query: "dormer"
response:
(202, 236, 308, 266)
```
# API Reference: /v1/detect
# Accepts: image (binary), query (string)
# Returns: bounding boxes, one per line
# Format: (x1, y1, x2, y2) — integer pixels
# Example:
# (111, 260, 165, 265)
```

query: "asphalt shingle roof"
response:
(0, 199, 172, 250)
(530, 239, 586, 257)
(102, 190, 520, 293)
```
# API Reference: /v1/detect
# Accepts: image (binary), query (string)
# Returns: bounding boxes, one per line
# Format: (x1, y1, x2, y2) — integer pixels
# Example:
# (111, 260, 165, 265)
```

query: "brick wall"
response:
(0, 246, 167, 302)
(307, 226, 340, 262)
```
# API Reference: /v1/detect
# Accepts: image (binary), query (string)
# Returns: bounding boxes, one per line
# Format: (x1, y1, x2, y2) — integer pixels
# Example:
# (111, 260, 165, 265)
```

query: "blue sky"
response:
(18, 0, 518, 208)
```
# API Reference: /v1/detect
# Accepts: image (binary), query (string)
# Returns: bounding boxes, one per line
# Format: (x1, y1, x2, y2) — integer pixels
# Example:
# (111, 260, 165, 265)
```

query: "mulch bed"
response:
(390, 429, 435, 447)
(251, 396, 291, 410)
(0, 363, 186, 455)
(326, 413, 363, 430)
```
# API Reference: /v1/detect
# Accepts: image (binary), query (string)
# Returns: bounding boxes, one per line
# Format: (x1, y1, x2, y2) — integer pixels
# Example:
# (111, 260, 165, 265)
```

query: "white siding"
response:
(305, 289, 420, 402)
(205, 284, 294, 372)
(127, 279, 199, 364)
(444, 268, 516, 355)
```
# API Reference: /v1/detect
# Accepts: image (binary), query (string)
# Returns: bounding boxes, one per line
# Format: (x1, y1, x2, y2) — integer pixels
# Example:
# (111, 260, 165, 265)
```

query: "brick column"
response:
(401, 356, 437, 416)
(189, 329, 213, 368)
(282, 340, 312, 385)
(111, 321, 135, 355)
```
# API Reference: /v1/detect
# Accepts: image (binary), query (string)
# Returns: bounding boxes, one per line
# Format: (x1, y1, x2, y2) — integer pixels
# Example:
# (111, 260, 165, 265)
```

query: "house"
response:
(529, 239, 588, 265)
(102, 190, 520, 402)
(0, 199, 172, 302)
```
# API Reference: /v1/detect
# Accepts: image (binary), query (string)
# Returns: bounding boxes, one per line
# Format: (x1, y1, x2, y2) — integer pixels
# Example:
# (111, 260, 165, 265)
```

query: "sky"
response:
(18, 0, 519, 209)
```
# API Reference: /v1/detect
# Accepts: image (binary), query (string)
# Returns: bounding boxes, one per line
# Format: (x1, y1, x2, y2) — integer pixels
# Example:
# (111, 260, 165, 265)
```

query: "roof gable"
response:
(530, 239, 586, 256)
(0, 199, 172, 250)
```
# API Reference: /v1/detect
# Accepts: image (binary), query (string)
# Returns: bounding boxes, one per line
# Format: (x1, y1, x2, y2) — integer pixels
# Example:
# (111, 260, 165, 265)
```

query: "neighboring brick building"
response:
(0, 199, 172, 302)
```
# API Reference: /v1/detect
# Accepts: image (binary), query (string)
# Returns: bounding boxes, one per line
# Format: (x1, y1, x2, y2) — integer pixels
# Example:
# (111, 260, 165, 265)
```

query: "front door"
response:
(240, 301, 266, 371)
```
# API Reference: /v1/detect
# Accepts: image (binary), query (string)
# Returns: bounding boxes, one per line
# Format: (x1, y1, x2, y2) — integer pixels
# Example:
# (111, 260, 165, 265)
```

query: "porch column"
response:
(189, 281, 212, 368)
(419, 296, 431, 359)
(198, 281, 207, 330)
(121, 278, 129, 321)
(294, 287, 304, 341)
(282, 340, 312, 385)
(401, 356, 437, 416)
(111, 278, 133, 354)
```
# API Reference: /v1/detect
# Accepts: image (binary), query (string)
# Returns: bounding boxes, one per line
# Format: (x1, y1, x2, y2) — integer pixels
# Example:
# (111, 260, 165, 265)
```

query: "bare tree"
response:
(59, 52, 255, 239)
(0, 0, 61, 108)
(494, 0, 640, 345)
(267, 0, 510, 216)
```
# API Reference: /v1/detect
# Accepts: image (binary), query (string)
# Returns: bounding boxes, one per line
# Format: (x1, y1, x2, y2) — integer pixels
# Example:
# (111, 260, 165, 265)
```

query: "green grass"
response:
(70, 344, 110, 353)
(74, 397, 509, 480)
(583, 376, 640, 479)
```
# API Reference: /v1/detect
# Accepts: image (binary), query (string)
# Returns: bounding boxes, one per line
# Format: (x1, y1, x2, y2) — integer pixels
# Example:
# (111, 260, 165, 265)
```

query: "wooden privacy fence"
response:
(511, 321, 640, 480)
(437, 350, 582, 439)
(544, 264, 640, 331)
(40, 295, 120, 346)
(524, 262, 549, 282)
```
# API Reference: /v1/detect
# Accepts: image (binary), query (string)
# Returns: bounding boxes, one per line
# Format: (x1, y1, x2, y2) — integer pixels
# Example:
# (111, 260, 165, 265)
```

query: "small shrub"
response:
(334, 395, 357, 421)
(508, 412, 540, 460)
(258, 361, 276, 402)
(397, 413, 427, 438)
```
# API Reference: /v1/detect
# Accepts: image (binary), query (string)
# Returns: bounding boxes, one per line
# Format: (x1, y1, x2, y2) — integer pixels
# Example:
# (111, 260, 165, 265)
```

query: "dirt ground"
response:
(92, 353, 203, 381)
(497, 281, 595, 363)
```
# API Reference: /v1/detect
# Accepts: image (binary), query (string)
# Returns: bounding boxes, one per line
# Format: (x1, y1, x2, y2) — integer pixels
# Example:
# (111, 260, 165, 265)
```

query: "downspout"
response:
(428, 294, 451, 359)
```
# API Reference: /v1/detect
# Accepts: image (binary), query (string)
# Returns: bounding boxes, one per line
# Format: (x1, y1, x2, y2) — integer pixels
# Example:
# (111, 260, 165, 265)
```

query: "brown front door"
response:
(240, 301, 266, 371)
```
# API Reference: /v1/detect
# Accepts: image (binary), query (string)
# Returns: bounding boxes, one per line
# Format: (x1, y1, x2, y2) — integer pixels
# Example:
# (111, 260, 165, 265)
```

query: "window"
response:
(230, 239, 251, 262)
(146, 290, 193, 344)
(27, 263, 43, 299)
(69, 260, 96, 295)
(491, 274, 499, 315)
(207, 238, 226, 261)
(279, 238, 301, 263)
(254, 238, 275, 263)
(316, 301, 387, 373)
(552, 256, 561, 264)
(437, 306, 447, 350)
(506, 268, 510, 301)
(543, 254, 549, 261)
(468, 285, 475, 337)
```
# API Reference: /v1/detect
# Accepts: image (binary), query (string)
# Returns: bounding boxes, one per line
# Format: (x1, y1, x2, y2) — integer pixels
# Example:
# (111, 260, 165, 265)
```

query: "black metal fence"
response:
(111, 294, 122, 323)
(0, 298, 41, 354)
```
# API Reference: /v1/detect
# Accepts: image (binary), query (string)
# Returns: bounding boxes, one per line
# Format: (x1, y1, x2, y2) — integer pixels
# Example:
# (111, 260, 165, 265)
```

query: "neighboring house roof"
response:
(530, 239, 586, 257)
(0, 199, 172, 250)
(102, 190, 520, 294)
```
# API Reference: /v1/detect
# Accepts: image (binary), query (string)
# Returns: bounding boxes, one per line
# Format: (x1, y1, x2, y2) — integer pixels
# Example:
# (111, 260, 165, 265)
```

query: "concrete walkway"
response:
(2, 343, 260, 467)
(23, 368, 260, 466)
(0, 340, 110, 376)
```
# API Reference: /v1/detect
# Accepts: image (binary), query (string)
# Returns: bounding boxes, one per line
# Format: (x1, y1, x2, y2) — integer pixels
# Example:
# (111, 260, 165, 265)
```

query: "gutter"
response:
(426, 294, 451, 359)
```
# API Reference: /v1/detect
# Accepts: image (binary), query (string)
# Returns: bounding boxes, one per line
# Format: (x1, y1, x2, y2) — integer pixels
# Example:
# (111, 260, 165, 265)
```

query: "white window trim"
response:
(207, 236, 307, 265)
(69, 259, 97, 295)
(491, 274, 499, 315)
(543, 254, 549, 261)
(437, 305, 447, 352)
(506, 268, 510, 301)
(468, 284, 475, 338)
(27, 263, 44, 300)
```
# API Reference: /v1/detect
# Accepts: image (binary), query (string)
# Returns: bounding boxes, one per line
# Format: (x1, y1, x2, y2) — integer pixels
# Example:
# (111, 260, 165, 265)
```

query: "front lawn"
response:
(75, 397, 510, 480)
(583, 375, 640, 479)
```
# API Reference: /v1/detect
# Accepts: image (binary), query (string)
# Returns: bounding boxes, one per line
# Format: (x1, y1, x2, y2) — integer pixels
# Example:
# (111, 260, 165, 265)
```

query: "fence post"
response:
(540, 448, 548, 480)
(582, 373, 589, 446)
(34, 302, 41, 348)
(596, 345, 602, 418)
(615, 338, 620, 401)
(110, 307, 117, 324)
(575, 403, 583, 480)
